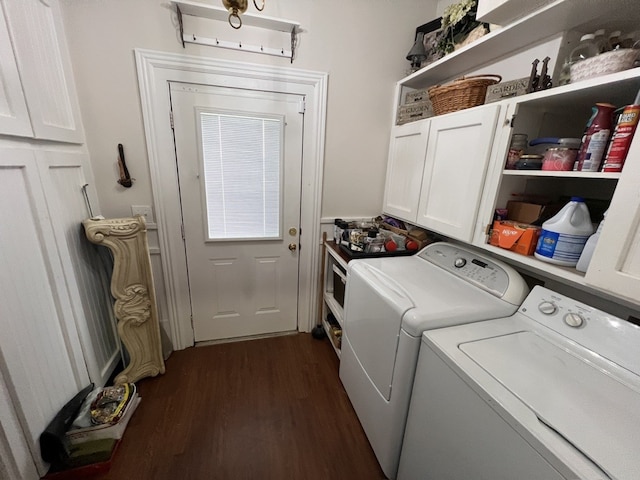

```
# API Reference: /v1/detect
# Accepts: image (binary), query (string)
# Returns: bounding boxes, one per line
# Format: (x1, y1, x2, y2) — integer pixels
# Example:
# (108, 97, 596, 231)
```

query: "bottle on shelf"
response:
(576, 210, 607, 272)
(561, 34, 599, 85)
(534, 197, 594, 267)
(569, 34, 599, 64)
(574, 102, 616, 172)
(593, 29, 610, 53)
(608, 30, 622, 50)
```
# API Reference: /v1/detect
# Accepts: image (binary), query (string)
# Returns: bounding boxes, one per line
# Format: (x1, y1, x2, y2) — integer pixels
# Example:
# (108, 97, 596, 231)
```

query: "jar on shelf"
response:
(506, 133, 528, 169)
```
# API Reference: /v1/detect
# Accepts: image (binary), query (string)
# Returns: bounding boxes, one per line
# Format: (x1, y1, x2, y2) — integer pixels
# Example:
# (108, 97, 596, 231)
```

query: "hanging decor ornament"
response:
(222, 0, 266, 29)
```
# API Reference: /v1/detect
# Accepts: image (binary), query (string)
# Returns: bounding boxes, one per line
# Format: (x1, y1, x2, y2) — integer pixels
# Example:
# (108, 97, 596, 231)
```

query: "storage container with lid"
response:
(515, 154, 543, 170)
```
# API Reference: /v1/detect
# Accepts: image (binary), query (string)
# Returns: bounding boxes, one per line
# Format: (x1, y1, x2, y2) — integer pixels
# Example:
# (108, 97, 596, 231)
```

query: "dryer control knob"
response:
(454, 258, 466, 268)
(564, 312, 584, 328)
(538, 301, 557, 315)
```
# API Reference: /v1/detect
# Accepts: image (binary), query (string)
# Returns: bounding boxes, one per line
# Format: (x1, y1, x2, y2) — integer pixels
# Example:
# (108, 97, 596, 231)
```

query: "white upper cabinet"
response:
(415, 104, 500, 242)
(0, 5, 31, 137)
(584, 137, 640, 304)
(382, 120, 430, 223)
(1, 0, 84, 143)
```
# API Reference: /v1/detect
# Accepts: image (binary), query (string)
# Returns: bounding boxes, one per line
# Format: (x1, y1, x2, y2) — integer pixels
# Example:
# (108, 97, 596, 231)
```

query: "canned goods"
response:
(602, 104, 640, 172)
(542, 147, 579, 171)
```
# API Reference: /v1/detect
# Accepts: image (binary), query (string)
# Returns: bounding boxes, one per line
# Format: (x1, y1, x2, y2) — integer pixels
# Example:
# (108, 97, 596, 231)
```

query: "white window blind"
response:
(200, 112, 282, 240)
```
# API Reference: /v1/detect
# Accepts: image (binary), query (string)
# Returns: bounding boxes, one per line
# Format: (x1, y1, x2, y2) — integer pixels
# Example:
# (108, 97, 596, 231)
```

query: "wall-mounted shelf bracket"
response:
(173, 0, 300, 63)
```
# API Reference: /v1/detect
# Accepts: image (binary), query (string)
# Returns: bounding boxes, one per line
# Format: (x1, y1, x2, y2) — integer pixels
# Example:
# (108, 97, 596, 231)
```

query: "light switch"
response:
(131, 205, 154, 224)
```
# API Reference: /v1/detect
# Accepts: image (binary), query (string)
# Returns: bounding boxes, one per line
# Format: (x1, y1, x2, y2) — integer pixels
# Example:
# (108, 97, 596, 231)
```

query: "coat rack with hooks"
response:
(172, 0, 300, 62)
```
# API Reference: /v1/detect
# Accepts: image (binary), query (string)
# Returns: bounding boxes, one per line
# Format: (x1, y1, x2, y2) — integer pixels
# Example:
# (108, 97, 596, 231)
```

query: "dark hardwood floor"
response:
(96, 333, 386, 480)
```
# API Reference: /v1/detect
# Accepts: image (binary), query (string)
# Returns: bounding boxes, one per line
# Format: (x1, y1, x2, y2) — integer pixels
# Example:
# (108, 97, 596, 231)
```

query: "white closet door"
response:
(0, 149, 89, 475)
(36, 150, 120, 387)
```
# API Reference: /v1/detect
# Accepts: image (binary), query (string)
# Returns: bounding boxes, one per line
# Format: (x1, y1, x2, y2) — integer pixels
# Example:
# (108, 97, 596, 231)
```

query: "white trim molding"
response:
(135, 49, 328, 350)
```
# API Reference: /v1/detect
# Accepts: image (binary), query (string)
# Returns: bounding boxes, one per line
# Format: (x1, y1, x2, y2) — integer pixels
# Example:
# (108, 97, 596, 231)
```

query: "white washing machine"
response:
(339, 242, 529, 479)
(398, 285, 640, 480)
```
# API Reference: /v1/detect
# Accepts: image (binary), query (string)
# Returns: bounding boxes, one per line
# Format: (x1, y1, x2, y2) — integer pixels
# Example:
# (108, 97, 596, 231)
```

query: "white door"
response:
(382, 120, 430, 224)
(416, 104, 500, 242)
(170, 82, 304, 342)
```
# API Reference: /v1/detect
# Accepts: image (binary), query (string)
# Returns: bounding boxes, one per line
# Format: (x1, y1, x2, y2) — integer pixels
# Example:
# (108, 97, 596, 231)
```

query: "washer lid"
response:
(461, 331, 640, 480)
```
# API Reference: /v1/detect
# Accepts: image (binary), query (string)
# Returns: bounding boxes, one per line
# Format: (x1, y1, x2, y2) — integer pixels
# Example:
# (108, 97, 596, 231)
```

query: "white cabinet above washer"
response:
(383, 104, 501, 242)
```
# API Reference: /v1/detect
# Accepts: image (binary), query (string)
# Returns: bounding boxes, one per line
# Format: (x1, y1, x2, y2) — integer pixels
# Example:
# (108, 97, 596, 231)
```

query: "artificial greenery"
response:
(435, 0, 488, 57)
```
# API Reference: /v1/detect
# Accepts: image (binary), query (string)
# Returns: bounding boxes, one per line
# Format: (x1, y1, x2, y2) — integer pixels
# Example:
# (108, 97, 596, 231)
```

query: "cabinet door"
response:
(382, 120, 430, 223)
(416, 104, 500, 241)
(585, 138, 640, 304)
(2, 0, 84, 143)
(0, 5, 32, 137)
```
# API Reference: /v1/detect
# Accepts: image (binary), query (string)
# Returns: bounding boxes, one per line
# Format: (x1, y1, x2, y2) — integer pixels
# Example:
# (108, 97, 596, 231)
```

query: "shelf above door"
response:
(171, 1, 300, 61)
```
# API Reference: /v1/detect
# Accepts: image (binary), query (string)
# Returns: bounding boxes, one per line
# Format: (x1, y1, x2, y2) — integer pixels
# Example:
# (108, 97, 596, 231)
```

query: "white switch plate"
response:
(131, 205, 154, 224)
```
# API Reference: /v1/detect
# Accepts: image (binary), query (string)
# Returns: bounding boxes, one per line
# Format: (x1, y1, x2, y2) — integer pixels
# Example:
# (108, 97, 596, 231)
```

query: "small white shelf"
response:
(400, 0, 640, 89)
(479, 244, 587, 286)
(323, 294, 344, 328)
(502, 170, 622, 179)
(172, 0, 299, 32)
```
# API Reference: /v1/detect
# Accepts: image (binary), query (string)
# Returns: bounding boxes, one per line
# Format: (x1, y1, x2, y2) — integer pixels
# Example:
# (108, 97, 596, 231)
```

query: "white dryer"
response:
(339, 242, 529, 479)
(398, 285, 640, 480)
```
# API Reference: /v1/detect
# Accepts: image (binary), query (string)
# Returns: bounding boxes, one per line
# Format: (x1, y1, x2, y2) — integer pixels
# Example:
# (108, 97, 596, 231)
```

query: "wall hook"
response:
(117, 143, 133, 188)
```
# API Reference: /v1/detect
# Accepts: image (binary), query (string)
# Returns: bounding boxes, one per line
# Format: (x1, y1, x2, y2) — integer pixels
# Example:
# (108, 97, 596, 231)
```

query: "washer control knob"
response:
(538, 301, 558, 315)
(454, 258, 467, 268)
(564, 312, 585, 328)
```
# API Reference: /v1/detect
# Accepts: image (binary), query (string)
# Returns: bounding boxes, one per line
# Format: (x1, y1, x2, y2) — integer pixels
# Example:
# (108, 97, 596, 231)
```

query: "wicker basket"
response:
(570, 49, 639, 83)
(428, 74, 502, 116)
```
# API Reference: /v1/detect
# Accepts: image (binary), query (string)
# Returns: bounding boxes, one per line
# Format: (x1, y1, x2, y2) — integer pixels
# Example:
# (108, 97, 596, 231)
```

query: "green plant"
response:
(435, 0, 487, 56)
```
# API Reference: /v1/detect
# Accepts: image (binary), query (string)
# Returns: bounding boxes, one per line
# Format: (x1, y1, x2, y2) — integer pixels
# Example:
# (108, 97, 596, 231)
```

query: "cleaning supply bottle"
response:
(575, 103, 616, 172)
(576, 210, 608, 272)
(535, 197, 594, 267)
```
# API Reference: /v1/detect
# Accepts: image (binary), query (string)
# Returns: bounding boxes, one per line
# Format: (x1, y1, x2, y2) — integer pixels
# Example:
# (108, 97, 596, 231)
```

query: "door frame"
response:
(135, 49, 328, 350)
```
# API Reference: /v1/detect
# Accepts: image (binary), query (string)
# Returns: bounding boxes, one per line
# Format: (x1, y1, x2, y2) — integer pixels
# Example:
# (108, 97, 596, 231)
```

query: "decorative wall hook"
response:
(117, 143, 133, 188)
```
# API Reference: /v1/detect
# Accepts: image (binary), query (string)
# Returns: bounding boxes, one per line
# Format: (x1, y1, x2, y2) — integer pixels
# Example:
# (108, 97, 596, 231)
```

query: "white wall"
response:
(59, 0, 439, 221)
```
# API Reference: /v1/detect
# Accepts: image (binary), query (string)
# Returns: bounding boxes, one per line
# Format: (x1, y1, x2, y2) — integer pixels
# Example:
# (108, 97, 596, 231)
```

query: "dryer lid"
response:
(461, 331, 640, 480)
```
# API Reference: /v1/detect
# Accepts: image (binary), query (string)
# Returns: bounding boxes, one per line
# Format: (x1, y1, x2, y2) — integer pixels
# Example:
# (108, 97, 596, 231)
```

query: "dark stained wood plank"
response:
(95, 333, 386, 480)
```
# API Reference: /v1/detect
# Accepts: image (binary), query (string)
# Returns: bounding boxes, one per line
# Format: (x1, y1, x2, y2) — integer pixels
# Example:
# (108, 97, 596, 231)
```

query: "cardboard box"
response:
(490, 220, 541, 256)
(506, 200, 563, 225)
(506, 201, 545, 224)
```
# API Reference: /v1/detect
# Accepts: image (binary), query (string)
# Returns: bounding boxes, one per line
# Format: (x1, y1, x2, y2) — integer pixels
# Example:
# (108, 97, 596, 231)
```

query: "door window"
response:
(199, 110, 283, 241)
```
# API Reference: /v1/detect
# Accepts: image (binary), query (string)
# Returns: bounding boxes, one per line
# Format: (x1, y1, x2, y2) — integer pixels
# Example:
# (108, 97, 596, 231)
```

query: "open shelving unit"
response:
(399, 0, 640, 90)
(322, 240, 349, 358)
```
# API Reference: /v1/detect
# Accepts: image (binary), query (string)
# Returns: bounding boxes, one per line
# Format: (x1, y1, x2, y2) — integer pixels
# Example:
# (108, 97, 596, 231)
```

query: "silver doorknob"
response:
(288, 243, 297, 251)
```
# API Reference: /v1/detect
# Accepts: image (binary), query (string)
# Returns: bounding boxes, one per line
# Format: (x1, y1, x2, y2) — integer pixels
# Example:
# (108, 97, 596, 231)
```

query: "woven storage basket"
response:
(428, 74, 502, 116)
(570, 49, 639, 83)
